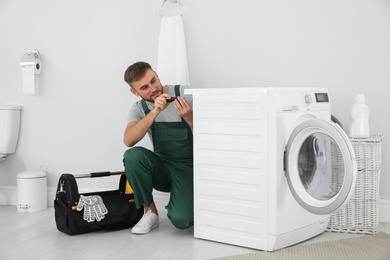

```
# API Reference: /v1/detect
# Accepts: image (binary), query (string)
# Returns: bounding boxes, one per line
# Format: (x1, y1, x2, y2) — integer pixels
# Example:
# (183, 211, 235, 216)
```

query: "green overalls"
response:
(123, 85, 194, 229)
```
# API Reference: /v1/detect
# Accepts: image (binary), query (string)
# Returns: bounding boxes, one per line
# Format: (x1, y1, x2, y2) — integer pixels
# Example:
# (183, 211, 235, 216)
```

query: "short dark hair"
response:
(124, 61, 152, 87)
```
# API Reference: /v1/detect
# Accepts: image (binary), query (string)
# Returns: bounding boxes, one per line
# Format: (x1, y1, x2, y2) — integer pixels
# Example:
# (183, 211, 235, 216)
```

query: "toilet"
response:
(0, 105, 22, 161)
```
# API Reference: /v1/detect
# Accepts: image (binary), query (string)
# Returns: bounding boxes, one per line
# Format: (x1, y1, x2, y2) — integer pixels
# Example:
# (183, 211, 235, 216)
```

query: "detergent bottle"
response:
(349, 94, 370, 137)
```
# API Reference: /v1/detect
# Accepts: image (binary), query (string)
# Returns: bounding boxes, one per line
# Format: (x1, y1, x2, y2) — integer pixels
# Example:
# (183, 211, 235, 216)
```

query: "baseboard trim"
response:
(0, 186, 168, 208)
(0, 186, 17, 205)
(0, 185, 56, 207)
(1, 186, 390, 222)
(379, 199, 390, 223)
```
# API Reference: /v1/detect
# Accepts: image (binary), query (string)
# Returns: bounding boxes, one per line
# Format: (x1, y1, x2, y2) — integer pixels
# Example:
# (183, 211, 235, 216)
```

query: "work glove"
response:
(77, 195, 108, 222)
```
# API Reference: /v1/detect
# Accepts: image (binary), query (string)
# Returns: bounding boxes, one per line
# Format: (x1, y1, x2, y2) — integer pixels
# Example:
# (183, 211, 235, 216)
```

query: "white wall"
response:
(1, 0, 389, 217)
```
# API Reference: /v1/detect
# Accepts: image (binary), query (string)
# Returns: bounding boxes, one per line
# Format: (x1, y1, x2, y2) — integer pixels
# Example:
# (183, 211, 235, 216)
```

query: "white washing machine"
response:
(185, 87, 357, 251)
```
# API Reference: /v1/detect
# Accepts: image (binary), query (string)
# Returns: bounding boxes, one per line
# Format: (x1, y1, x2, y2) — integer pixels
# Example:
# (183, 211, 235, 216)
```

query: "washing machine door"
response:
(285, 119, 357, 215)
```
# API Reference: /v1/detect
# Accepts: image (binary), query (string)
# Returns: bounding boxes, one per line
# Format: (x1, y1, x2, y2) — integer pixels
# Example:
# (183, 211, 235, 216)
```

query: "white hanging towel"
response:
(157, 15, 190, 86)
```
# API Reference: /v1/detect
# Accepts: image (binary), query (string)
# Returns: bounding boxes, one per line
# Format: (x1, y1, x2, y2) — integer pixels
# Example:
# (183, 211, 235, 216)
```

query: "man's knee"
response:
(168, 210, 194, 229)
(123, 147, 149, 164)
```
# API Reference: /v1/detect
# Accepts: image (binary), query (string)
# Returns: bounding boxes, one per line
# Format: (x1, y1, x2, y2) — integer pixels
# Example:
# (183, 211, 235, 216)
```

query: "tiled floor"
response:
(0, 205, 388, 260)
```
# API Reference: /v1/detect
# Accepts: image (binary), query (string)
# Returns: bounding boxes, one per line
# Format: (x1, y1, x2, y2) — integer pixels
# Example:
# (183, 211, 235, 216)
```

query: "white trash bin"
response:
(17, 171, 47, 213)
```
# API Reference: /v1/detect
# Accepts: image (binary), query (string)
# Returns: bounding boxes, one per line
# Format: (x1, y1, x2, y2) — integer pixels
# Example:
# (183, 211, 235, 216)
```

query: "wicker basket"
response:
(326, 134, 383, 234)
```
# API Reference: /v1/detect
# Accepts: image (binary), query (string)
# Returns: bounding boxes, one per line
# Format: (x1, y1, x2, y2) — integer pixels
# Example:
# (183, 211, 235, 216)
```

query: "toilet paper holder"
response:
(20, 49, 42, 74)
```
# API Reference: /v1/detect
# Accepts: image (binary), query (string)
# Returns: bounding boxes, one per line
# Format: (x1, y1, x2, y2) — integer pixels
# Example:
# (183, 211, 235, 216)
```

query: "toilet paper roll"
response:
(22, 66, 36, 95)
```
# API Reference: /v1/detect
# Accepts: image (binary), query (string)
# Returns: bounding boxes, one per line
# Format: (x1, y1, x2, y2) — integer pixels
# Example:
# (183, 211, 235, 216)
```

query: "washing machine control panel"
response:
(305, 94, 313, 104)
(305, 93, 329, 105)
(315, 93, 329, 103)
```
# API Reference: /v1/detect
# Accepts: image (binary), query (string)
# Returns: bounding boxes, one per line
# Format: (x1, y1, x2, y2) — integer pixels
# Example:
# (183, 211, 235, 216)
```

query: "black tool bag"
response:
(54, 171, 144, 235)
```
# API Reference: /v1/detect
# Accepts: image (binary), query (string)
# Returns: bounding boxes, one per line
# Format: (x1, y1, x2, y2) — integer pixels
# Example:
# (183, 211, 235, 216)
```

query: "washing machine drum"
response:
(285, 119, 357, 215)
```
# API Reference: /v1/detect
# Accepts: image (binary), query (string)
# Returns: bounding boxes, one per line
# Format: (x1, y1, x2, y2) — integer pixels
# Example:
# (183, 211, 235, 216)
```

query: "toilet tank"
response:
(0, 105, 22, 155)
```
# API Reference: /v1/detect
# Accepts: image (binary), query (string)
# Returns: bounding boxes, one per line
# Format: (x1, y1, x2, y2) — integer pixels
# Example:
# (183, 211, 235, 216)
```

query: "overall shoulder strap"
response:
(140, 100, 151, 115)
(174, 85, 187, 123)
(174, 85, 181, 97)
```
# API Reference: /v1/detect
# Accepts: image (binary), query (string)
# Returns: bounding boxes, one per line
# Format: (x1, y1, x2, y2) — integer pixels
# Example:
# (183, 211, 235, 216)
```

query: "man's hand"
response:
(174, 96, 193, 129)
(153, 94, 171, 112)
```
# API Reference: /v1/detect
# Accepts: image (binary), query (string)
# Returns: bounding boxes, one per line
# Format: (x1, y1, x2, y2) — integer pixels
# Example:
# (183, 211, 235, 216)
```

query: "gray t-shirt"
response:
(127, 85, 193, 141)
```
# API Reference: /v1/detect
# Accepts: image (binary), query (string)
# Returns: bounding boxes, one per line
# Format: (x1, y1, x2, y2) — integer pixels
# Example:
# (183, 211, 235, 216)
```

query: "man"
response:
(123, 61, 194, 234)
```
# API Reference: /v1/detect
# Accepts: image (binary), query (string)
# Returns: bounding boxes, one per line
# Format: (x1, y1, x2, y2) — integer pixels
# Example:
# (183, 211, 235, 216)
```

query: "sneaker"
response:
(131, 209, 159, 234)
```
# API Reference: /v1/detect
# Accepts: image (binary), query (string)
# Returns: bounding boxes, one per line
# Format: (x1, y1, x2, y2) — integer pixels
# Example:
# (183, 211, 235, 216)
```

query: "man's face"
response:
(130, 69, 163, 102)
